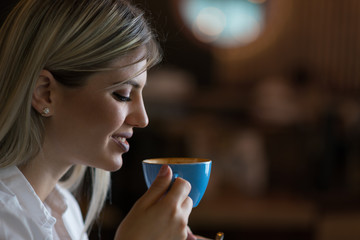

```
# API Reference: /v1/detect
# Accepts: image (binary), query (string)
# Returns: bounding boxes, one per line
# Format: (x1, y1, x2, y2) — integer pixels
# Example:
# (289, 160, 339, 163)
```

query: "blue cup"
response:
(142, 158, 212, 207)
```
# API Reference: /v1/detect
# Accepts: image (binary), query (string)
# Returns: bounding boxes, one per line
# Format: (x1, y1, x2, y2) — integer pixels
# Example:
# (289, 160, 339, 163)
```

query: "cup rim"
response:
(143, 158, 211, 164)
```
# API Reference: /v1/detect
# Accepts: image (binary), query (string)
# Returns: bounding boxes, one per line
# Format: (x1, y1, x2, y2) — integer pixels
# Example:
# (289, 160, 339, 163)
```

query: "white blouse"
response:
(0, 166, 88, 240)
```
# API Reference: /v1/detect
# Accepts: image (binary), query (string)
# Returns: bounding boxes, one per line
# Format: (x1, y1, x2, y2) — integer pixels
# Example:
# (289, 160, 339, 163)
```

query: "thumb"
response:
(141, 165, 173, 206)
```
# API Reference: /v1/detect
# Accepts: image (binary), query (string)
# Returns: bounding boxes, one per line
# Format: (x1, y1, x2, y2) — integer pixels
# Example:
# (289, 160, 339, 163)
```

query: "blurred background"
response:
(3, 0, 360, 239)
(107, 1, 360, 239)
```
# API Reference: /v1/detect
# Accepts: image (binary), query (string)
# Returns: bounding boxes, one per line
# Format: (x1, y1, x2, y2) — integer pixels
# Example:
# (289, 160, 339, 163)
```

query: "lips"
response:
(111, 134, 131, 153)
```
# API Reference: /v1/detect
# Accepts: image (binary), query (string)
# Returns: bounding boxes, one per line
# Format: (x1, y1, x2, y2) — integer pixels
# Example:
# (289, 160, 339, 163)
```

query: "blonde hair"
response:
(0, 0, 161, 235)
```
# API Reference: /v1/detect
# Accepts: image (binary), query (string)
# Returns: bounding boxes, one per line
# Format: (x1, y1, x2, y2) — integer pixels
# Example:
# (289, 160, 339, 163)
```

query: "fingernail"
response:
(158, 164, 168, 177)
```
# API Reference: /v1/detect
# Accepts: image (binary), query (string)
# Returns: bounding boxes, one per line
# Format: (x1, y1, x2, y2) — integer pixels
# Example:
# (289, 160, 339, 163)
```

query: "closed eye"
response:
(112, 92, 131, 102)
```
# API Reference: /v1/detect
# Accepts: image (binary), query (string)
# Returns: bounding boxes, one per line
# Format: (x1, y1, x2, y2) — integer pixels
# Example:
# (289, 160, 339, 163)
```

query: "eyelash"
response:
(112, 92, 131, 102)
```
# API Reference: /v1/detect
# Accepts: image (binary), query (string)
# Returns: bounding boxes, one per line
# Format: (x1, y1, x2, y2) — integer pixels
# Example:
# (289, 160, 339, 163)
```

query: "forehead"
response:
(106, 55, 147, 81)
(85, 56, 147, 91)
(104, 48, 147, 80)
(109, 47, 147, 68)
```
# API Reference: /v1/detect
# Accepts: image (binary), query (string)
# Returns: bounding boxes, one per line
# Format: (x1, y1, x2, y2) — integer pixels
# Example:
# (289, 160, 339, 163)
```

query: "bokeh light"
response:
(180, 0, 266, 48)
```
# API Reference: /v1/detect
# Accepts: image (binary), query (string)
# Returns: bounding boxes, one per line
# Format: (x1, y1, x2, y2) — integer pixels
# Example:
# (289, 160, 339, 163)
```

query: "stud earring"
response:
(42, 107, 50, 116)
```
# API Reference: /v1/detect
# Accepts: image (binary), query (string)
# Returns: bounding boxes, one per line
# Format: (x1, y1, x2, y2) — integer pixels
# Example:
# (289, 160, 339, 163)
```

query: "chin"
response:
(103, 156, 124, 172)
(86, 155, 123, 172)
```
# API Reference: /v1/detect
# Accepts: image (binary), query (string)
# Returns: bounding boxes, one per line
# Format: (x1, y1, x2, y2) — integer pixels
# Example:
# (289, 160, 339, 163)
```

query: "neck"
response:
(19, 154, 71, 202)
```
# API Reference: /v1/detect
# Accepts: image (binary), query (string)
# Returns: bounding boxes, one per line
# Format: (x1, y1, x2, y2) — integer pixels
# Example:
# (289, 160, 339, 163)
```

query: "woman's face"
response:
(45, 52, 148, 171)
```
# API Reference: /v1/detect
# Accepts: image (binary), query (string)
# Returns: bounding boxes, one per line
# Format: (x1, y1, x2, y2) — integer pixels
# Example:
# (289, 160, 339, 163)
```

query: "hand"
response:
(115, 165, 193, 240)
(187, 226, 197, 240)
(187, 226, 212, 240)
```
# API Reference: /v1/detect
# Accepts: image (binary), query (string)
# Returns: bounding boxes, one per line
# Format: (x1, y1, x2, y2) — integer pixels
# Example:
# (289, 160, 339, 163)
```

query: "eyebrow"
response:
(122, 79, 141, 89)
(107, 79, 142, 90)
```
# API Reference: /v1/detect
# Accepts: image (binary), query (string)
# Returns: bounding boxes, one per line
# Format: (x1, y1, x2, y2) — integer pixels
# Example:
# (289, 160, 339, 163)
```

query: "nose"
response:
(126, 96, 149, 128)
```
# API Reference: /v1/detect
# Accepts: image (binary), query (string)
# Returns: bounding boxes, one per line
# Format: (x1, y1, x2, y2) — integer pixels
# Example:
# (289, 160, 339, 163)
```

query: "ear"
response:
(32, 70, 56, 117)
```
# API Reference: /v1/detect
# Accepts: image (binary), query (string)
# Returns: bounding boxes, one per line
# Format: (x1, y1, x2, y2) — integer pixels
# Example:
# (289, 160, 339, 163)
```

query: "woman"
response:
(0, 0, 198, 239)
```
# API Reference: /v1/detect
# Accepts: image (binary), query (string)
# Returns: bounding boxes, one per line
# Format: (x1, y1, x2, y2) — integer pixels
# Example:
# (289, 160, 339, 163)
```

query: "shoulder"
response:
(0, 205, 33, 239)
(0, 179, 22, 212)
(0, 181, 49, 239)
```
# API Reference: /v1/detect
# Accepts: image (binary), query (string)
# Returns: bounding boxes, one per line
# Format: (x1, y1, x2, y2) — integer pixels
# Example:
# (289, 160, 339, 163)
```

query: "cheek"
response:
(102, 104, 128, 131)
(56, 94, 126, 138)
(79, 100, 127, 134)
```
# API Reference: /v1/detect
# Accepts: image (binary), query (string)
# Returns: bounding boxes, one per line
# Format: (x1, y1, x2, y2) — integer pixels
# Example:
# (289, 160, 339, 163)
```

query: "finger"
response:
(182, 196, 193, 217)
(187, 226, 193, 235)
(139, 165, 173, 206)
(187, 229, 197, 240)
(165, 177, 191, 206)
